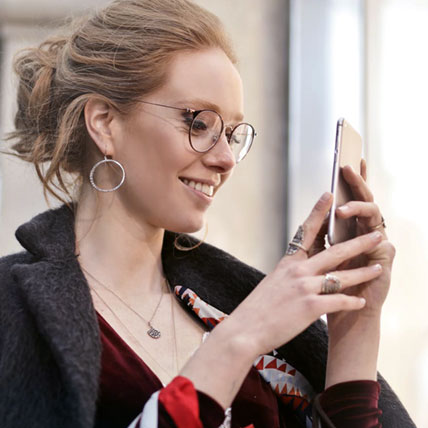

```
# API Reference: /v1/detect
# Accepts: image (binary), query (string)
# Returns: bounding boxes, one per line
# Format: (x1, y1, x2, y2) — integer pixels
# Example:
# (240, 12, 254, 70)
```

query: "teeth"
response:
(202, 184, 211, 196)
(181, 178, 214, 197)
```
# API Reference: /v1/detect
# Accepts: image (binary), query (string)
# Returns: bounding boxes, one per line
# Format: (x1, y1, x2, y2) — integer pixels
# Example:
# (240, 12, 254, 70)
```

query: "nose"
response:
(201, 129, 236, 173)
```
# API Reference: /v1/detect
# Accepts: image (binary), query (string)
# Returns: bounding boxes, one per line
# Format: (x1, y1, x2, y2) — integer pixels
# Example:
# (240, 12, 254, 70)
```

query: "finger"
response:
(336, 201, 387, 237)
(308, 264, 382, 294)
(360, 158, 367, 181)
(284, 192, 332, 260)
(320, 294, 366, 314)
(342, 165, 373, 202)
(309, 217, 328, 257)
(336, 201, 379, 219)
(307, 230, 383, 273)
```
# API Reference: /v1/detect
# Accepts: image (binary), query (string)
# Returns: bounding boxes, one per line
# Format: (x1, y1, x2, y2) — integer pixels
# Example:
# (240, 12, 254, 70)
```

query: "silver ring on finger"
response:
(321, 273, 342, 294)
(285, 225, 309, 255)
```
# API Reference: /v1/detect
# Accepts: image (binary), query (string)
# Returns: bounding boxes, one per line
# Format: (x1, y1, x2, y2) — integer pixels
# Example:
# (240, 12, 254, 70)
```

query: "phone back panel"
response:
(328, 119, 363, 245)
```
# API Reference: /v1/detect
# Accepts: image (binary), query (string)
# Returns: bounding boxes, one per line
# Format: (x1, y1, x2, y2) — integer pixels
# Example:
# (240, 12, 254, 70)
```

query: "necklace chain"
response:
(81, 266, 180, 379)
(81, 266, 166, 339)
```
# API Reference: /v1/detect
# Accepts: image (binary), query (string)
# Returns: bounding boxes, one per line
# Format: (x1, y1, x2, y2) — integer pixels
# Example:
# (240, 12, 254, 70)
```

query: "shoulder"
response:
(0, 251, 34, 279)
(0, 251, 35, 301)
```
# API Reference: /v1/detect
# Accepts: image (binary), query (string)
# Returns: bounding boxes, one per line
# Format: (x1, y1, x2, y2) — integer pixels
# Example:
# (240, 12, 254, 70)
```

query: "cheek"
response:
(119, 124, 195, 200)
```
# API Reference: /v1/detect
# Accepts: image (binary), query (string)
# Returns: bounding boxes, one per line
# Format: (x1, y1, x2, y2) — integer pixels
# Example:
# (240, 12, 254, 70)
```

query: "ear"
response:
(84, 97, 117, 157)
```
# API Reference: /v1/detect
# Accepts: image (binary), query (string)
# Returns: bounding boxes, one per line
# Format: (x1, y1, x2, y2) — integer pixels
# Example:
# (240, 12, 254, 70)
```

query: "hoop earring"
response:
(89, 156, 125, 192)
(174, 223, 208, 252)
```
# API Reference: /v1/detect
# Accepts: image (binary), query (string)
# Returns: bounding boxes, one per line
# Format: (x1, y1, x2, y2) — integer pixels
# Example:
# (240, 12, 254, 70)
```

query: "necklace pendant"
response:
(147, 327, 161, 339)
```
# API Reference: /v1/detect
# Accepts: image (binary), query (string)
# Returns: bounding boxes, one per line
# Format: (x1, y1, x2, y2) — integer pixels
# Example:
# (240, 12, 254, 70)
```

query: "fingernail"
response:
(371, 264, 382, 272)
(338, 205, 349, 212)
(370, 231, 382, 240)
(321, 192, 331, 202)
(360, 298, 366, 305)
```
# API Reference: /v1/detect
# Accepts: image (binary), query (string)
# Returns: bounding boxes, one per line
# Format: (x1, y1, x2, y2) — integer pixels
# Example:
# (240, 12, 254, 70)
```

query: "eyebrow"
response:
(179, 97, 244, 122)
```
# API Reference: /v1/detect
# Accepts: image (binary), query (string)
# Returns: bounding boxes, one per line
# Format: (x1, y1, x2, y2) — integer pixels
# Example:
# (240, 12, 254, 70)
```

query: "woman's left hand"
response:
(321, 159, 396, 387)
(330, 160, 395, 316)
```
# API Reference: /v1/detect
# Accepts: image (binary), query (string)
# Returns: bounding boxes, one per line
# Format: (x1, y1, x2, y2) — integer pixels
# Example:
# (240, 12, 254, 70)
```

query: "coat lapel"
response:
(12, 206, 101, 428)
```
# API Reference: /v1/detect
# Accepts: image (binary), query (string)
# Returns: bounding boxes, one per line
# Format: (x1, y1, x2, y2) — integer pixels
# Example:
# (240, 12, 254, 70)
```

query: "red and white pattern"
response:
(129, 377, 202, 428)
(175, 286, 315, 426)
(127, 286, 315, 428)
(174, 286, 227, 329)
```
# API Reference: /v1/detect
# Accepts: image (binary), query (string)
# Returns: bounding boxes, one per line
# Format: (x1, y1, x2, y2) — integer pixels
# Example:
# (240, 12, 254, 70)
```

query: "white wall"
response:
(366, 0, 428, 426)
(290, 0, 426, 425)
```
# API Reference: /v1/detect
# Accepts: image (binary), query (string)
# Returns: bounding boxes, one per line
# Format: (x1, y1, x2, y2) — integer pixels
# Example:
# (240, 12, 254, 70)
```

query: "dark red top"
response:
(94, 312, 382, 428)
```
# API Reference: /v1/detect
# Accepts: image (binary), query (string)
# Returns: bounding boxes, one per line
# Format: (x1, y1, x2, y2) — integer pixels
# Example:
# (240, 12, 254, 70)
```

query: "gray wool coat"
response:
(0, 205, 416, 428)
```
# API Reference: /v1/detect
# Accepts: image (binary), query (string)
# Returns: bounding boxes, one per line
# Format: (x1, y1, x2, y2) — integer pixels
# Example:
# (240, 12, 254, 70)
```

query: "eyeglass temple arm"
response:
(138, 99, 196, 114)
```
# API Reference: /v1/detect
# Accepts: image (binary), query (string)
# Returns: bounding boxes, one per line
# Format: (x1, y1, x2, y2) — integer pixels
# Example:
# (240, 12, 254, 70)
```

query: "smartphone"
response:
(327, 118, 363, 245)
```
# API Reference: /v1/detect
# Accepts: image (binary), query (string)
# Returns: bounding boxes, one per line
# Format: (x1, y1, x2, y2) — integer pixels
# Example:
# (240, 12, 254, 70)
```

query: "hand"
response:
(332, 160, 395, 316)
(228, 191, 384, 357)
(322, 160, 396, 386)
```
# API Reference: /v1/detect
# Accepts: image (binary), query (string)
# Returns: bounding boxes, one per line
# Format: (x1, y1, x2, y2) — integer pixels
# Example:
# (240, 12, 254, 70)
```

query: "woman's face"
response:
(111, 48, 244, 233)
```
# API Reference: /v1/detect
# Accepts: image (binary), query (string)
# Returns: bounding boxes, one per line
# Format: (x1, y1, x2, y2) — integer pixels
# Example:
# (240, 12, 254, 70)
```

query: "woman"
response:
(0, 0, 415, 427)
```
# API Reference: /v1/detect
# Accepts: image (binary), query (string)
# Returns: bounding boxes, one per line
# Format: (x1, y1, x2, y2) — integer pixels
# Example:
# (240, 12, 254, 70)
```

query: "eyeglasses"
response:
(138, 100, 256, 163)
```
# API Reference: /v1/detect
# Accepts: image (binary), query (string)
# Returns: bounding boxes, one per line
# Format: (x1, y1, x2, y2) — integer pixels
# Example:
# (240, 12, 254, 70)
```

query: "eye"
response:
(226, 127, 241, 145)
(182, 114, 193, 128)
(191, 118, 208, 132)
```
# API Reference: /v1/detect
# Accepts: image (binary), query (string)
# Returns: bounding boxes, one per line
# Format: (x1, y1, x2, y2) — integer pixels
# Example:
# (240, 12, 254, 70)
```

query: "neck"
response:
(74, 190, 166, 299)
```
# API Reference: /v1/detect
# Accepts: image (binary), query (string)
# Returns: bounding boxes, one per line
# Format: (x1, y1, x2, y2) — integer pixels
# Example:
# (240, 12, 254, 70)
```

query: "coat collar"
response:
(14, 204, 263, 314)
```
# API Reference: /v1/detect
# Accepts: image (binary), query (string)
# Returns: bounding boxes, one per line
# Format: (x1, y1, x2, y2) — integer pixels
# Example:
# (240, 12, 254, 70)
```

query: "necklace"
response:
(81, 266, 166, 339)
(89, 282, 179, 380)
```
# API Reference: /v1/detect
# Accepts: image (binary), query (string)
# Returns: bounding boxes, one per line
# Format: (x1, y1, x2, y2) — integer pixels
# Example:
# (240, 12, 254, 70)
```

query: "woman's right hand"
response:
(227, 191, 384, 357)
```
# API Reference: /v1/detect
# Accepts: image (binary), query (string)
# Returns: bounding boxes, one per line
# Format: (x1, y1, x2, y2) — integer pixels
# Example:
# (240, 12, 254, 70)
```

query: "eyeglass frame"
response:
(137, 99, 256, 163)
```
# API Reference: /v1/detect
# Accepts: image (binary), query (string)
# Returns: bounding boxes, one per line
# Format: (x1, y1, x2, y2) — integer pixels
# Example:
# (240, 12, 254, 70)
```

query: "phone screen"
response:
(327, 118, 363, 245)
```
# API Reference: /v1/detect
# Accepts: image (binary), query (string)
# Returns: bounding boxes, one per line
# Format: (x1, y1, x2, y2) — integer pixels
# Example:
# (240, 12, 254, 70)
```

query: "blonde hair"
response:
(5, 0, 236, 203)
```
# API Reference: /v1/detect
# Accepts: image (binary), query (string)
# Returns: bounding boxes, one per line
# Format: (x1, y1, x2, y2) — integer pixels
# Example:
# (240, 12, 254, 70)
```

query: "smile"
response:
(180, 178, 214, 197)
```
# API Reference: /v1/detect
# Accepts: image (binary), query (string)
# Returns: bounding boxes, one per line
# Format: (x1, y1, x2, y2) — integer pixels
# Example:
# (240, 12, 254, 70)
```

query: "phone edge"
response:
(327, 118, 344, 246)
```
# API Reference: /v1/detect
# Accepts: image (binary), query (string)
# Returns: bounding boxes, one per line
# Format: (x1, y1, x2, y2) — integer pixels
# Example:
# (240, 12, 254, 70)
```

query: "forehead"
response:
(157, 48, 244, 121)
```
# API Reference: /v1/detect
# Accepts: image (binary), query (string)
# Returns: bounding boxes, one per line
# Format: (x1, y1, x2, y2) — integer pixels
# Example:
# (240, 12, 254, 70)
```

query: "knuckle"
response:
(278, 256, 291, 269)
(294, 278, 310, 294)
(313, 197, 326, 213)
(382, 241, 396, 259)
(286, 262, 307, 279)
(304, 295, 319, 313)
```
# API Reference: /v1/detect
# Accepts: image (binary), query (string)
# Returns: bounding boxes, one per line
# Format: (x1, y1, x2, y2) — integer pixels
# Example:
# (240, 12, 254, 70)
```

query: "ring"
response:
(321, 273, 342, 294)
(285, 225, 308, 255)
(369, 216, 386, 231)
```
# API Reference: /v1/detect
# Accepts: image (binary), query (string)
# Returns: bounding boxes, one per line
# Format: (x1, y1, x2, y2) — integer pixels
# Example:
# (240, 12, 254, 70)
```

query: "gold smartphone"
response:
(327, 118, 363, 245)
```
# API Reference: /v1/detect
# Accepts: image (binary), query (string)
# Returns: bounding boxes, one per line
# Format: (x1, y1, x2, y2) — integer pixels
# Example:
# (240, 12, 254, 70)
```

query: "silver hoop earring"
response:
(89, 156, 126, 192)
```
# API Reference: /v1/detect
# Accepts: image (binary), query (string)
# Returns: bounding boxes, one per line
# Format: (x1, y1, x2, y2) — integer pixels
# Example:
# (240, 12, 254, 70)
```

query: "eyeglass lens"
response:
(189, 110, 254, 163)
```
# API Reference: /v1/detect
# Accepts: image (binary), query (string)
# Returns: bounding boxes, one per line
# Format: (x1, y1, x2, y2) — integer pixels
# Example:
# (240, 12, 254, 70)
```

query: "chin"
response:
(166, 214, 205, 234)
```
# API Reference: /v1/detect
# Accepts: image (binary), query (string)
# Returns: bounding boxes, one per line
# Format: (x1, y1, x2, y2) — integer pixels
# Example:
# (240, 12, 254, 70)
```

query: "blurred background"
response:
(0, 0, 427, 426)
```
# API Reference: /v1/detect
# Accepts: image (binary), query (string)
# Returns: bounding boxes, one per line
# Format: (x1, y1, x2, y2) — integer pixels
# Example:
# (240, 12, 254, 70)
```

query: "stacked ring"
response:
(321, 273, 342, 294)
(285, 225, 309, 255)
